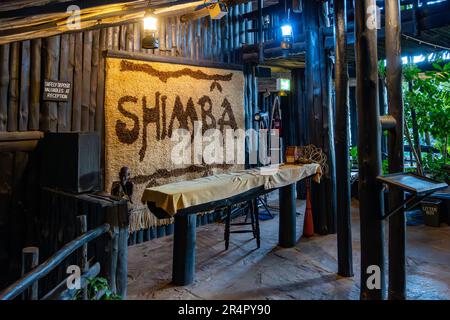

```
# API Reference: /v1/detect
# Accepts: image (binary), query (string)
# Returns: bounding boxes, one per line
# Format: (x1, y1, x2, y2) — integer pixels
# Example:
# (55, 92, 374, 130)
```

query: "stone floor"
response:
(127, 195, 450, 300)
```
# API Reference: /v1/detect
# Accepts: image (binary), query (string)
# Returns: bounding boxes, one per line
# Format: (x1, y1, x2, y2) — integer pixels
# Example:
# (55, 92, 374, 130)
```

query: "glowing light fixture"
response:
(280, 9, 293, 50)
(142, 11, 159, 49)
(143, 15, 157, 31)
(281, 24, 293, 37)
(280, 22, 293, 50)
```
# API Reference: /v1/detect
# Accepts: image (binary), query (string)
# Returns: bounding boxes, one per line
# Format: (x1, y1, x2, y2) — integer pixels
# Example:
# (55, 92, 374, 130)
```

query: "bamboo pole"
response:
(0, 44, 9, 131)
(355, 0, 385, 300)
(334, 0, 353, 278)
(8, 42, 19, 132)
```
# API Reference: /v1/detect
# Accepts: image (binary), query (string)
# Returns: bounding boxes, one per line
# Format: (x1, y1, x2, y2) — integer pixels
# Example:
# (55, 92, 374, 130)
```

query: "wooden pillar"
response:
(349, 67, 358, 147)
(19, 41, 30, 131)
(304, 0, 337, 235)
(292, 69, 307, 200)
(355, 0, 385, 300)
(0, 44, 9, 132)
(41, 36, 60, 132)
(77, 215, 88, 300)
(385, 0, 405, 300)
(8, 42, 19, 132)
(172, 214, 196, 286)
(334, 0, 353, 278)
(258, 0, 264, 64)
(21, 247, 39, 300)
(116, 204, 128, 298)
(105, 207, 119, 294)
(279, 183, 296, 248)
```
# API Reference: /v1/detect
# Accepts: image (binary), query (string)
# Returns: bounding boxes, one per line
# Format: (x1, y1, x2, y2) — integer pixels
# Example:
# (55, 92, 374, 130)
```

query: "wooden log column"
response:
(385, 0, 405, 300)
(355, 0, 385, 300)
(279, 183, 296, 248)
(172, 214, 197, 286)
(304, 0, 337, 235)
(334, 0, 353, 278)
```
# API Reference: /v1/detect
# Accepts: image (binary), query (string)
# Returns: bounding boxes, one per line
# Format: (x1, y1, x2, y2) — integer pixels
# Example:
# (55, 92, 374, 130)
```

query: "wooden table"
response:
(143, 164, 321, 285)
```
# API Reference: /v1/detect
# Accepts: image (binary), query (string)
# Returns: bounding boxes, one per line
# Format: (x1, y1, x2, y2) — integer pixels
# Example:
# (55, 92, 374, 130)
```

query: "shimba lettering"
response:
(115, 92, 238, 161)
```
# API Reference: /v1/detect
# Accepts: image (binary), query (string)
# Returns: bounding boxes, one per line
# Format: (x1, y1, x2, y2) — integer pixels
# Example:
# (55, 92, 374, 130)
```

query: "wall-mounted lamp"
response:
(142, 11, 159, 49)
(280, 8, 293, 50)
(280, 23, 293, 50)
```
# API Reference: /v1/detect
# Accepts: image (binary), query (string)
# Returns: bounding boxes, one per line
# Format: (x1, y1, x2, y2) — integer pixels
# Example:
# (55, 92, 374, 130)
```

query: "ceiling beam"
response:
(0, 0, 212, 45)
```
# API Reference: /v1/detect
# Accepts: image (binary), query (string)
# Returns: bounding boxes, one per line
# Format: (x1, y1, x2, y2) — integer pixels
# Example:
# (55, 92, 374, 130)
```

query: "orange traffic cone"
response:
(303, 180, 314, 237)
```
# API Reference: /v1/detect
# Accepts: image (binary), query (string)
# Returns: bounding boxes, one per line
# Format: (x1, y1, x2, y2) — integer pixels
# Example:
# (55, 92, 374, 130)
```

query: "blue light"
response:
(281, 24, 293, 37)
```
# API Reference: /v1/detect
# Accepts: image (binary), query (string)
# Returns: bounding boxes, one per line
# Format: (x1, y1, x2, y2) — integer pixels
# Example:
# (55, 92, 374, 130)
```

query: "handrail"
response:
(0, 223, 110, 300)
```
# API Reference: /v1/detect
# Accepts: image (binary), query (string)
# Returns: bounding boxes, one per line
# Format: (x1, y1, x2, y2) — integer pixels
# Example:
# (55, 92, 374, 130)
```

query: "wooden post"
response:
(41, 36, 60, 132)
(105, 207, 119, 294)
(21, 247, 39, 300)
(58, 34, 71, 132)
(116, 203, 128, 299)
(77, 215, 88, 300)
(355, 0, 385, 300)
(29, 39, 41, 131)
(0, 44, 9, 131)
(81, 31, 92, 132)
(172, 214, 196, 286)
(8, 42, 19, 132)
(72, 32, 83, 131)
(334, 0, 353, 277)
(385, 0, 405, 300)
(258, 0, 263, 64)
(90, 30, 100, 132)
(279, 183, 296, 248)
(19, 40, 30, 131)
(304, 0, 337, 235)
(292, 69, 307, 200)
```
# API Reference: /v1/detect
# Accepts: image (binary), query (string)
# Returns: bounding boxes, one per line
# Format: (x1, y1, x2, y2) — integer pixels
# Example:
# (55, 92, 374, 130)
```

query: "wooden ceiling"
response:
(0, 0, 248, 45)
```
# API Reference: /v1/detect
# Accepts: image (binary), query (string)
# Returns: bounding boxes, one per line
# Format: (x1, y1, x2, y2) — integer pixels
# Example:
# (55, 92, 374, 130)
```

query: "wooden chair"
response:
(224, 199, 260, 250)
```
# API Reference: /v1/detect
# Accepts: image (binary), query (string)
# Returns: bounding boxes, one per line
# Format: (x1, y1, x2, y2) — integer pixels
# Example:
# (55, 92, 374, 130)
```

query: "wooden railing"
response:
(0, 215, 111, 300)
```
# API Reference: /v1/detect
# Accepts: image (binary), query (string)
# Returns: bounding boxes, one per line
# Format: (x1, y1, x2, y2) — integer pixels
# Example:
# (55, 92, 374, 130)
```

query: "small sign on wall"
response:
(43, 79, 72, 102)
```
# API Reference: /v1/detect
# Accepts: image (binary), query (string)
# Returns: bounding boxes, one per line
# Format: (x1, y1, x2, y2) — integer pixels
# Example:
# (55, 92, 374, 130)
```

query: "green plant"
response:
(403, 60, 450, 178)
(382, 159, 389, 175)
(349, 146, 358, 169)
(422, 154, 449, 182)
(74, 276, 121, 300)
(350, 146, 358, 160)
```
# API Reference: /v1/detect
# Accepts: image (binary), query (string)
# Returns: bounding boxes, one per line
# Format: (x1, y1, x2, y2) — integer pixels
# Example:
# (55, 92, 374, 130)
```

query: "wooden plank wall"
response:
(0, 4, 254, 134)
(0, 4, 255, 288)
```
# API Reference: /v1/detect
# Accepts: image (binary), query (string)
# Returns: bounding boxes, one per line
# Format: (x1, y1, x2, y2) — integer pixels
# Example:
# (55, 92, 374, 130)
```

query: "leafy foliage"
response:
(403, 60, 450, 181)
(74, 276, 121, 300)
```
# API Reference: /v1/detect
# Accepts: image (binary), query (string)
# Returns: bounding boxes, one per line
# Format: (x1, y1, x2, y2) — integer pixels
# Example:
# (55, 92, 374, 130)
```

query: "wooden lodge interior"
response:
(0, 0, 449, 301)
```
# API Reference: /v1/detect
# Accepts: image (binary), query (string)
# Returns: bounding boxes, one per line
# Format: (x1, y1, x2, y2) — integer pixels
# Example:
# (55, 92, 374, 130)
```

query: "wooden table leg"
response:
(172, 214, 197, 286)
(279, 183, 297, 248)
